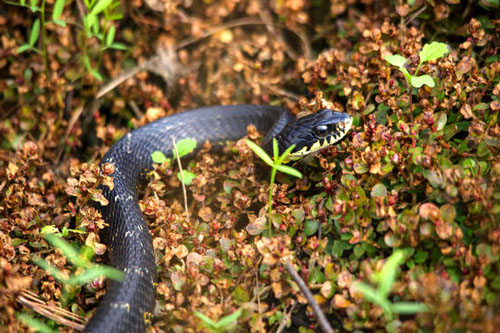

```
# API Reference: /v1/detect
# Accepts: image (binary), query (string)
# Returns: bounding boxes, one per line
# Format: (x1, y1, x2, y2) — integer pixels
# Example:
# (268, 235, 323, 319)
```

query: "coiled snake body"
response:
(85, 105, 352, 332)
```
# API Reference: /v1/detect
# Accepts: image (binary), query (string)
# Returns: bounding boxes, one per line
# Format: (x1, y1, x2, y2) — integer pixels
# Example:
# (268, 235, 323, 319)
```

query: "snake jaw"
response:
(281, 109, 352, 162)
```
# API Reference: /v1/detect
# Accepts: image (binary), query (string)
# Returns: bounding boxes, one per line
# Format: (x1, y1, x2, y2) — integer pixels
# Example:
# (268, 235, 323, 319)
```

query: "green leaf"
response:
(390, 302, 429, 314)
(419, 41, 449, 63)
(90, 0, 114, 15)
(40, 225, 61, 235)
(480, 0, 499, 8)
(177, 170, 196, 185)
(31, 257, 67, 283)
(246, 139, 273, 167)
(273, 136, 279, 159)
(436, 112, 447, 131)
(231, 286, 250, 305)
(274, 164, 302, 179)
(44, 234, 87, 267)
(385, 54, 407, 67)
(17, 313, 55, 333)
(29, 18, 40, 47)
(28, 0, 39, 12)
(174, 138, 197, 159)
(414, 249, 428, 263)
(151, 151, 168, 164)
(83, 54, 92, 71)
(91, 15, 100, 37)
(214, 308, 242, 328)
(378, 250, 407, 298)
(53, 19, 66, 27)
(304, 220, 319, 236)
(66, 265, 124, 285)
(90, 68, 103, 81)
(84, 14, 96, 36)
(52, 0, 65, 22)
(354, 282, 393, 318)
(109, 42, 127, 50)
(17, 44, 32, 53)
(370, 183, 387, 197)
(106, 24, 115, 47)
(410, 74, 435, 88)
(276, 142, 296, 165)
(194, 311, 216, 327)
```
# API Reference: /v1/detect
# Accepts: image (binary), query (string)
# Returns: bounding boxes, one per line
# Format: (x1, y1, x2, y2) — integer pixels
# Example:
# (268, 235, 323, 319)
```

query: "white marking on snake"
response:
(110, 303, 130, 312)
(126, 133, 132, 154)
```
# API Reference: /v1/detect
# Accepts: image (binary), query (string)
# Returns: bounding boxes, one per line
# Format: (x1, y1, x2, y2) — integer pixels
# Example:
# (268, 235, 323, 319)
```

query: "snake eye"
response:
(314, 125, 329, 137)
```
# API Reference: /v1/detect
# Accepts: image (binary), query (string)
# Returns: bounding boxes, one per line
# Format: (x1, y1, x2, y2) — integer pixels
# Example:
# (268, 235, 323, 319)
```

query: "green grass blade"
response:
(276, 143, 296, 165)
(354, 281, 392, 317)
(246, 139, 273, 167)
(29, 18, 40, 47)
(52, 0, 65, 22)
(390, 302, 429, 314)
(194, 311, 217, 327)
(44, 234, 87, 267)
(17, 313, 55, 333)
(214, 308, 242, 328)
(272, 137, 279, 159)
(31, 257, 68, 283)
(90, 0, 113, 15)
(106, 24, 115, 47)
(66, 265, 124, 285)
(275, 164, 302, 179)
(378, 250, 406, 298)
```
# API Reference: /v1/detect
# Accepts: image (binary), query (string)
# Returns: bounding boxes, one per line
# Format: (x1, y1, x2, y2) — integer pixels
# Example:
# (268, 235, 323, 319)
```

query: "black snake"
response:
(85, 105, 352, 332)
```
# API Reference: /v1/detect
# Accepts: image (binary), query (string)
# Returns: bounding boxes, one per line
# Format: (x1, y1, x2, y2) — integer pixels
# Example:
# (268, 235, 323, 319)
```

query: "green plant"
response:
(81, 0, 127, 80)
(245, 138, 302, 234)
(17, 313, 54, 333)
(385, 41, 448, 121)
(194, 308, 242, 333)
(385, 41, 448, 89)
(151, 138, 198, 186)
(7, 0, 126, 80)
(353, 250, 428, 331)
(32, 234, 124, 302)
(10, 0, 67, 77)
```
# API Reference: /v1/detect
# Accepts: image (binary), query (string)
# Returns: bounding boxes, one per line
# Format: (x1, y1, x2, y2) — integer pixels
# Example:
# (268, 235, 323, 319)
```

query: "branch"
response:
(284, 261, 335, 333)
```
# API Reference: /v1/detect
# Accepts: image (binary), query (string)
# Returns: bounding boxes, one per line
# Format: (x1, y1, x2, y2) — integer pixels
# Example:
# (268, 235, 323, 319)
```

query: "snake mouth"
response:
(285, 113, 352, 161)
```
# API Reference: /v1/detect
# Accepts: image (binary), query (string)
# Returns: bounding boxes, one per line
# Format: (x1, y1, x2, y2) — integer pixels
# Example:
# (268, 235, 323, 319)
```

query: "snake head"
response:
(276, 109, 352, 162)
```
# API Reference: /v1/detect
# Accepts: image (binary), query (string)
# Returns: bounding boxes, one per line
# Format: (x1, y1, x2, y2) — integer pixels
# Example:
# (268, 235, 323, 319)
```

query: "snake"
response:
(84, 105, 352, 332)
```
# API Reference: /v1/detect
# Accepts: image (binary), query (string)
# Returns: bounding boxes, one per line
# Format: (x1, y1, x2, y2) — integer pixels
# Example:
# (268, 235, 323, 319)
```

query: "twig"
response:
(128, 100, 144, 119)
(255, 269, 262, 314)
(171, 136, 190, 223)
(284, 261, 334, 333)
(55, 104, 85, 164)
(403, 5, 427, 27)
(275, 301, 297, 333)
(17, 289, 86, 331)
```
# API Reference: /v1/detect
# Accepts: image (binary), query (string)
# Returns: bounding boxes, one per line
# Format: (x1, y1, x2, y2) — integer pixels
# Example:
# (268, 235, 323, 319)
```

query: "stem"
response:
(40, 0, 49, 78)
(268, 167, 277, 234)
(414, 61, 423, 76)
(284, 261, 335, 333)
(406, 80, 413, 123)
(172, 137, 190, 223)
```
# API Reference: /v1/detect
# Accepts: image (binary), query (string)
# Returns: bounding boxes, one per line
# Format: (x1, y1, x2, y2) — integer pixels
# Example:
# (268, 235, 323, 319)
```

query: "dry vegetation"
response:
(1, 0, 499, 332)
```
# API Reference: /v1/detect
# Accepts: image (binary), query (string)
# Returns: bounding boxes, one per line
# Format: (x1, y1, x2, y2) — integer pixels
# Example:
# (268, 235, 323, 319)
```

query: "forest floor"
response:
(1, 0, 499, 332)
